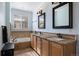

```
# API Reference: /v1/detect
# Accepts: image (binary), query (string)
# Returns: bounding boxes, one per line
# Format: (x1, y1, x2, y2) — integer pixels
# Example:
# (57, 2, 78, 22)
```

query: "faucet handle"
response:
(57, 33, 62, 38)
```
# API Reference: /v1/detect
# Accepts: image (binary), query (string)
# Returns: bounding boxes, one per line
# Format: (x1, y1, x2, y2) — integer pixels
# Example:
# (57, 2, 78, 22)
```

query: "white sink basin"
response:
(47, 37, 64, 41)
(55, 38, 64, 41)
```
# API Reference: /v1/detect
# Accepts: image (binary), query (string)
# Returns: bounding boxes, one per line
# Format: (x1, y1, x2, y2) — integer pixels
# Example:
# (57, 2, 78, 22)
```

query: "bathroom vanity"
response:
(31, 33, 76, 56)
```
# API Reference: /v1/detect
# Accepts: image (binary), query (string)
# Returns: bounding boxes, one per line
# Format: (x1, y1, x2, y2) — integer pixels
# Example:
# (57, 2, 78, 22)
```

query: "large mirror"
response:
(53, 2, 73, 29)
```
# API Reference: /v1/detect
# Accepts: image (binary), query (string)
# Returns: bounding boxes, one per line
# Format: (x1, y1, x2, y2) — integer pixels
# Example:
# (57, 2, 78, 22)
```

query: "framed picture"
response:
(38, 13, 45, 29)
(53, 2, 73, 29)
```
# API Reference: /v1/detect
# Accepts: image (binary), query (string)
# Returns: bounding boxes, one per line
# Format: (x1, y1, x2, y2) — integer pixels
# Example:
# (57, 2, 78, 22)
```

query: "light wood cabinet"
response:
(31, 35, 37, 51)
(50, 41, 76, 56)
(37, 37, 42, 55)
(31, 34, 76, 56)
(50, 42, 63, 56)
(63, 42, 76, 56)
(33, 35, 37, 51)
(31, 35, 34, 49)
(41, 39, 50, 56)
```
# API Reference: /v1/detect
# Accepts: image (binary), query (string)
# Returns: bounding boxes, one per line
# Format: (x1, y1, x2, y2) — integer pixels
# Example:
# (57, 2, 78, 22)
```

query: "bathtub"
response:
(14, 38, 31, 43)
(14, 38, 31, 50)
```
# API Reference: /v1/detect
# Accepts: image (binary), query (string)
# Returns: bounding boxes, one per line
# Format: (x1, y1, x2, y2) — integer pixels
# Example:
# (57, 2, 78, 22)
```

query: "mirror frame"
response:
(38, 13, 46, 29)
(53, 2, 73, 29)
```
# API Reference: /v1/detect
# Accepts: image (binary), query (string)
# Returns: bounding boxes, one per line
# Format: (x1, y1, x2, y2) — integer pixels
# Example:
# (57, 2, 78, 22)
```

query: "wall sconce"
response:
(37, 10, 43, 15)
(52, 2, 62, 5)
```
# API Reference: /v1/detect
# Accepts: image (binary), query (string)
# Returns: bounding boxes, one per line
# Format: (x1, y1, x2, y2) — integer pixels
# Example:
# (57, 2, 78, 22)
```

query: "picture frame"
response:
(53, 2, 73, 29)
(38, 13, 45, 29)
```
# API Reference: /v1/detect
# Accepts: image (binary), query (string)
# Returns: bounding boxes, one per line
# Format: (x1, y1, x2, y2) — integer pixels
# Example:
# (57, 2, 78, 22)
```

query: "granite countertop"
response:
(32, 33, 76, 45)
(46, 37, 76, 45)
(32, 33, 57, 38)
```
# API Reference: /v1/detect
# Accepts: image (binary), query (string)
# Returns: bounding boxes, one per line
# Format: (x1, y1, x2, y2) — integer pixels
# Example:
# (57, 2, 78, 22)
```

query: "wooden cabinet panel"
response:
(15, 42, 31, 50)
(11, 31, 31, 39)
(50, 42, 63, 56)
(37, 37, 42, 55)
(31, 35, 34, 48)
(33, 36, 37, 51)
(63, 42, 76, 56)
(31, 34, 76, 56)
(41, 39, 50, 56)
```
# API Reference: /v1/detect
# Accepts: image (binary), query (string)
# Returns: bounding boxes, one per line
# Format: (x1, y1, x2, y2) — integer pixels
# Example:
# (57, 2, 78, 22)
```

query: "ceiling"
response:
(10, 2, 48, 12)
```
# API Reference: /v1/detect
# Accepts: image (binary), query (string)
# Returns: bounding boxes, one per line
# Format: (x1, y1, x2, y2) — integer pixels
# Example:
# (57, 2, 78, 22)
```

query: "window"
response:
(14, 21, 21, 29)
(22, 17, 28, 29)
(13, 15, 28, 31)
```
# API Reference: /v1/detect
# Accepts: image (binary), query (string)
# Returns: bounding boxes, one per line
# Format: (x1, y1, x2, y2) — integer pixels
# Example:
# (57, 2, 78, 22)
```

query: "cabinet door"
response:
(41, 39, 50, 56)
(33, 36, 37, 51)
(64, 42, 76, 56)
(37, 37, 42, 55)
(31, 35, 34, 48)
(50, 42, 63, 56)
